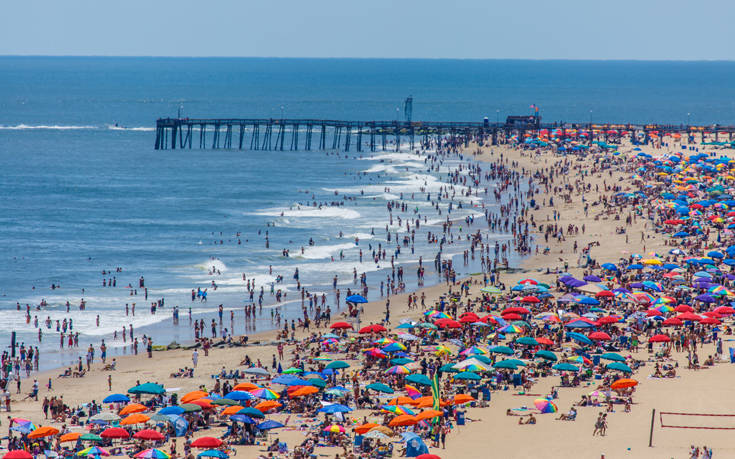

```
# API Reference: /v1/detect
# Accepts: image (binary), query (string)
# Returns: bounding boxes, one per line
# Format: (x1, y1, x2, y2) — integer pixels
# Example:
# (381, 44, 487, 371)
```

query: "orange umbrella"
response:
(255, 400, 282, 412)
(415, 396, 449, 408)
(181, 391, 208, 403)
(60, 432, 81, 443)
(233, 382, 259, 391)
(611, 378, 638, 390)
(353, 423, 379, 434)
(120, 413, 150, 425)
(388, 415, 418, 427)
(386, 396, 418, 406)
(27, 426, 59, 439)
(290, 386, 318, 397)
(221, 405, 245, 416)
(452, 394, 475, 405)
(119, 403, 148, 415)
(415, 409, 443, 421)
(189, 399, 214, 409)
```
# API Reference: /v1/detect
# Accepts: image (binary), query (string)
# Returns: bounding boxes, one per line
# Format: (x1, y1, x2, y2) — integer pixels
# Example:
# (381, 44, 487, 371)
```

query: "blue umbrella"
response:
(552, 363, 579, 372)
(318, 404, 353, 414)
(272, 375, 309, 386)
(103, 394, 130, 403)
(159, 406, 185, 415)
(627, 263, 644, 270)
(257, 420, 285, 430)
(229, 415, 255, 424)
(601, 263, 618, 271)
(224, 391, 253, 401)
(197, 451, 228, 459)
(601, 352, 625, 362)
(565, 319, 596, 329)
(566, 332, 593, 345)
(346, 295, 367, 303)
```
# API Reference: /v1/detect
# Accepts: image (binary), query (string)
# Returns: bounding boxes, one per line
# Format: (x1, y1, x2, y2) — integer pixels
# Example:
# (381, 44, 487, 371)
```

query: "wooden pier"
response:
(154, 117, 735, 151)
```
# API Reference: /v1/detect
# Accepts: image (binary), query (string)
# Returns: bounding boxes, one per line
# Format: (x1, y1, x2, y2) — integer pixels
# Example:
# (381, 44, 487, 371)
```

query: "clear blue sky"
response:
(2, 0, 734, 59)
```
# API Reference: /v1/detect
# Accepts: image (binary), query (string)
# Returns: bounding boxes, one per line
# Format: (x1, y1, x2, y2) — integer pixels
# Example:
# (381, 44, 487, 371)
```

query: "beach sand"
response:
(9, 139, 735, 459)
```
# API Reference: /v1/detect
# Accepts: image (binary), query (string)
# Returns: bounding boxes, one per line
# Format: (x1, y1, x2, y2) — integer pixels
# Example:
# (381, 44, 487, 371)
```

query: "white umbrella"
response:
(243, 367, 269, 376)
(90, 412, 121, 422)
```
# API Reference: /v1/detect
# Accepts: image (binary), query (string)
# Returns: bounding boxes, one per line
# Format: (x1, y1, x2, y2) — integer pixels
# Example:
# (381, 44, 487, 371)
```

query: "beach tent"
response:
(402, 432, 429, 457)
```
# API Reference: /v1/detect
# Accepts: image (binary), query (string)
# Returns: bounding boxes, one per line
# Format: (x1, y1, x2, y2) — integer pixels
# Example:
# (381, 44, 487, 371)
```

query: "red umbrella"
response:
(101, 428, 130, 439)
(662, 317, 683, 326)
(676, 312, 702, 321)
(649, 334, 671, 343)
(503, 307, 531, 314)
(520, 296, 540, 304)
(588, 331, 611, 341)
(416, 454, 442, 459)
(675, 304, 694, 313)
(435, 319, 461, 329)
(458, 312, 480, 323)
(330, 322, 353, 330)
(358, 324, 386, 334)
(133, 429, 165, 441)
(500, 313, 523, 321)
(700, 317, 721, 325)
(536, 337, 554, 346)
(596, 316, 620, 325)
(702, 311, 722, 318)
(595, 290, 614, 298)
(190, 437, 223, 448)
(714, 306, 735, 315)
(4, 452, 32, 459)
(189, 399, 214, 409)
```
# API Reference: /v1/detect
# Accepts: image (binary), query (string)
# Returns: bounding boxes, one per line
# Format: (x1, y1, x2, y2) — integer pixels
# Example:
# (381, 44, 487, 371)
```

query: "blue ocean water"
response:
(1, 57, 734, 369)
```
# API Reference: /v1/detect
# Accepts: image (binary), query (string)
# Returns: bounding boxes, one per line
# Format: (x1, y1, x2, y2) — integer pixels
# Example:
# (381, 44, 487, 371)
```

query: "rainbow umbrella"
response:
(373, 338, 394, 346)
(533, 399, 558, 413)
(460, 346, 488, 356)
(385, 365, 411, 375)
(135, 450, 170, 459)
(323, 425, 346, 434)
(499, 324, 522, 334)
(428, 312, 452, 320)
(382, 342, 407, 352)
(381, 405, 416, 415)
(654, 305, 674, 313)
(249, 388, 280, 400)
(363, 348, 388, 358)
(78, 447, 110, 457)
(404, 385, 421, 399)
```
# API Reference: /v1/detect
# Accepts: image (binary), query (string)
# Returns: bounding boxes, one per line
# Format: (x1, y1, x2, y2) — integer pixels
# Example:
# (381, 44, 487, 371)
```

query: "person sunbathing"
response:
(556, 408, 577, 421)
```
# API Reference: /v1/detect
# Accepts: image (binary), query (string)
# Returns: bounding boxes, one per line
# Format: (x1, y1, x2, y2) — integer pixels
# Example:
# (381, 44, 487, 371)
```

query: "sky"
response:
(2, 0, 734, 60)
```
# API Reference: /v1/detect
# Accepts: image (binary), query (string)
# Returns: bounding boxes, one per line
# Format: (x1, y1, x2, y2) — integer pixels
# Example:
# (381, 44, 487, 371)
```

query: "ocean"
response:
(1, 57, 734, 370)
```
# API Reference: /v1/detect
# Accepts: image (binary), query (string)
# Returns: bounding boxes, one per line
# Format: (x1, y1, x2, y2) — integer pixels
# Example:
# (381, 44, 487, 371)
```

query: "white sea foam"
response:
(0, 124, 97, 130)
(106, 125, 155, 132)
(254, 206, 360, 219)
(297, 242, 356, 260)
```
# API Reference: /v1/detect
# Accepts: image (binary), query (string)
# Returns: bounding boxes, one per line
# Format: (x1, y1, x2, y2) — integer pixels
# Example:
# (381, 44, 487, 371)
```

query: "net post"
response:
(649, 408, 655, 447)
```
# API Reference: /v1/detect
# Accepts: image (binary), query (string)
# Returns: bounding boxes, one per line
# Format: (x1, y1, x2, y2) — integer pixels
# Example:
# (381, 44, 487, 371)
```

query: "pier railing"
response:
(154, 117, 735, 151)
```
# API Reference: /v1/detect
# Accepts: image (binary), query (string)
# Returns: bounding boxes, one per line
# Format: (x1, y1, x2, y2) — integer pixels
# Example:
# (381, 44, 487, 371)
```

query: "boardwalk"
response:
(154, 117, 735, 151)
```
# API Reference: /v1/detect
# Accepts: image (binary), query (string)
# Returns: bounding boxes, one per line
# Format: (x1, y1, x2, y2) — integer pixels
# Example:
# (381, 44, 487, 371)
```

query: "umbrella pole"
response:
(648, 408, 655, 447)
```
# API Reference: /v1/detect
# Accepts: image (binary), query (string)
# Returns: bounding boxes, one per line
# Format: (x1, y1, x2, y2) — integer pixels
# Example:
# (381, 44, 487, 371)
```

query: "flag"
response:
(431, 372, 441, 424)
(405, 384, 421, 399)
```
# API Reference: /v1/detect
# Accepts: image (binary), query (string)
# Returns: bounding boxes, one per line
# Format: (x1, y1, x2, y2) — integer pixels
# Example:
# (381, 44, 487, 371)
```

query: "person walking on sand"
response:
(192, 349, 199, 367)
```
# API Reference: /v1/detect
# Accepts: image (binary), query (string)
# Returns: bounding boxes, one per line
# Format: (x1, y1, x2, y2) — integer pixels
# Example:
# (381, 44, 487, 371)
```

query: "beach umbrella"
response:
(325, 360, 350, 370)
(121, 413, 150, 425)
(158, 406, 185, 415)
(318, 404, 353, 414)
(566, 332, 593, 345)
(346, 295, 367, 303)
(272, 375, 308, 386)
(516, 337, 538, 346)
(588, 331, 611, 341)
(236, 407, 265, 418)
(366, 382, 394, 394)
(229, 415, 255, 424)
(290, 386, 319, 397)
(536, 337, 555, 345)
(416, 409, 443, 421)
(190, 437, 223, 448)
(552, 363, 579, 372)
(102, 394, 130, 404)
(242, 367, 269, 376)
(611, 378, 638, 390)
(178, 404, 201, 413)
(233, 382, 260, 391)
(381, 405, 416, 415)
(406, 374, 432, 386)
(354, 423, 380, 434)
(454, 372, 481, 381)
(120, 403, 148, 415)
(323, 424, 346, 434)
(257, 420, 285, 431)
(78, 447, 109, 457)
(211, 398, 238, 406)
(330, 321, 353, 330)
(254, 400, 282, 412)
(28, 426, 59, 439)
(533, 399, 558, 413)
(128, 383, 165, 395)
(488, 345, 514, 355)
(249, 388, 280, 400)
(100, 428, 129, 439)
(80, 433, 103, 442)
(134, 450, 170, 459)
(416, 456, 441, 459)
(282, 367, 302, 374)
(493, 360, 518, 370)
(359, 324, 386, 333)
(606, 362, 633, 373)
(60, 432, 82, 443)
(4, 452, 32, 459)
(601, 353, 625, 362)
(90, 412, 121, 422)
(133, 430, 165, 441)
(181, 391, 208, 403)
(306, 377, 327, 388)
(534, 350, 558, 361)
(197, 451, 228, 459)
(389, 415, 418, 427)
(649, 334, 671, 343)
(453, 394, 475, 405)
(223, 391, 253, 401)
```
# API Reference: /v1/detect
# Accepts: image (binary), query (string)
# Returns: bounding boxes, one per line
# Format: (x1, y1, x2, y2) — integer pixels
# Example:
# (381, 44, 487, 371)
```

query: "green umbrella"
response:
(535, 350, 558, 361)
(471, 355, 492, 365)
(283, 367, 303, 374)
(439, 363, 460, 373)
(326, 361, 350, 370)
(128, 382, 165, 395)
(148, 414, 174, 423)
(505, 359, 527, 367)
(552, 363, 579, 372)
(601, 352, 625, 362)
(493, 360, 518, 369)
(307, 378, 326, 388)
(488, 345, 514, 355)
(516, 337, 538, 346)
(180, 403, 203, 412)
(454, 372, 481, 381)
(236, 407, 265, 418)
(365, 383, 394, 394)
(418, 322, 438, 329)
(606, 362, 632, 373)
(390, 358, 414, 365)
(405, 374, 432, 386)
(210, 398, 238, 406)
(80, 434, 102, 442)
(480, 286, 502, 294)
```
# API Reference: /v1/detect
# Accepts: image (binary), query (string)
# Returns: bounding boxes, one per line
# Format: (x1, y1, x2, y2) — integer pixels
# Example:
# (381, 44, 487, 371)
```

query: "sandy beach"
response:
(6, 135, 735, 459)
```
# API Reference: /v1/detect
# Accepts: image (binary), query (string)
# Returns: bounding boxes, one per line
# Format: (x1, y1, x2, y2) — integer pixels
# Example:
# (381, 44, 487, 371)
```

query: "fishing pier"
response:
(154, 116, 735, 151)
